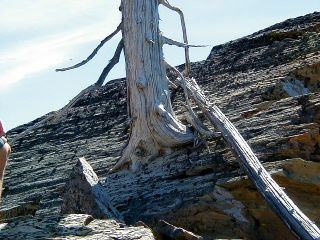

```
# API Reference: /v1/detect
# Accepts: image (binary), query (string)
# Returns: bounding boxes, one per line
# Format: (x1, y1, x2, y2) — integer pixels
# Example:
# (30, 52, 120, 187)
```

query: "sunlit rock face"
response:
(1, 12, 320, 240)
(0, 214, 155, 240)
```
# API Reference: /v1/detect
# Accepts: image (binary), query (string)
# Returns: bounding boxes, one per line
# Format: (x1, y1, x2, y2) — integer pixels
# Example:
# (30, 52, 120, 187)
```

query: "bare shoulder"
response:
(4, 143, 11, 155)
(0, 137, 11, 155)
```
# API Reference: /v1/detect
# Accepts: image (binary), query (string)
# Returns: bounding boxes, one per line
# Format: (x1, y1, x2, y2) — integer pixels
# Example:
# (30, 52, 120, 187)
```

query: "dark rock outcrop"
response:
(61, 157, 122, 220)
(1, 12, 320, 240)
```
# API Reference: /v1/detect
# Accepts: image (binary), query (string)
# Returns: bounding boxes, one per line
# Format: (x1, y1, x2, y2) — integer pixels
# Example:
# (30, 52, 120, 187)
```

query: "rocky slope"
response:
(1, 12, 320, 239)
(0, 214, 154, 240)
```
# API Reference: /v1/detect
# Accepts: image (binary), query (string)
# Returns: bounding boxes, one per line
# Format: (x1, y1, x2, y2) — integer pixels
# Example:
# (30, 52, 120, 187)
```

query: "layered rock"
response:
(1, 12, 320, 240)
(61, 157, 122, 220)
(0, 214, 155, 240)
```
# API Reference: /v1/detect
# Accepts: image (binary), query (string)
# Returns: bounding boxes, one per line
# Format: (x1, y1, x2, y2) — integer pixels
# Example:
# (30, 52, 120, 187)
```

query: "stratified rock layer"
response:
(2, 12, 320, 240)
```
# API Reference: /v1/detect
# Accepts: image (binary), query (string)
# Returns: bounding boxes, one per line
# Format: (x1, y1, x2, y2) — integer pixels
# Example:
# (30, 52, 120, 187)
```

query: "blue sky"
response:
(0, 0, 319, 131)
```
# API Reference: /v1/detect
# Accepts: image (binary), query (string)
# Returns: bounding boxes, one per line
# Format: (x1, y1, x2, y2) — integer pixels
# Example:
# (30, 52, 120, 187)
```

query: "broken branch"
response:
(55, 22, 122, 72)
(160, 0, 191, 76)
(165, 61, 218, 139)
(95, 39, 124, 86)
(182, 103, 220, 139)
(166, 77, 178, 89)
(155, 220, 203, 240)
(163, 36, 208, 48)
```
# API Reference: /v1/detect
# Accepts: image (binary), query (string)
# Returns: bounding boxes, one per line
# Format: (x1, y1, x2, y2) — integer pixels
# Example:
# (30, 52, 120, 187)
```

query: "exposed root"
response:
(108, 156, 131, 174)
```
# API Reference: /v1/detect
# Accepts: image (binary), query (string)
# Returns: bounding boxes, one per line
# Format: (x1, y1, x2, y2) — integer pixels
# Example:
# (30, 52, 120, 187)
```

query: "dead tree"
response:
(13, 0, 320, 239)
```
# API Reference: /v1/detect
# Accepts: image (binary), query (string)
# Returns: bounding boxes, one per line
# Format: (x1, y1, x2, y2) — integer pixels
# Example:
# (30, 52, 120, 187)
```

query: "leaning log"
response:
(205, 105, 320, 240)
(181, 76, 320, 240)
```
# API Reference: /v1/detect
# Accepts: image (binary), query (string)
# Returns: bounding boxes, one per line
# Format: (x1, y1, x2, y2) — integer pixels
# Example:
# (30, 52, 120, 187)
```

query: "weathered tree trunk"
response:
(111, 0, 194, 171)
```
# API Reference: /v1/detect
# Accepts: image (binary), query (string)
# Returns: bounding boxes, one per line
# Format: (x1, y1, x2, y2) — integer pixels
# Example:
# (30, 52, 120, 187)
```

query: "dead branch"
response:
(51, 39, 124, 123)
(164, 58, 320, 238)
(11, 39, 125, 143)
(163, 36, 207, 48)
(55, 22, 122, 72)
(165, 61, 219, 138)
(155, 220, 203, 240)
(95, 39, 124, 86)
(164, 61, 192, 111)
(166, 77, 178, 89)
(183, 104, 220, 139)
(160, 0, 191, 76)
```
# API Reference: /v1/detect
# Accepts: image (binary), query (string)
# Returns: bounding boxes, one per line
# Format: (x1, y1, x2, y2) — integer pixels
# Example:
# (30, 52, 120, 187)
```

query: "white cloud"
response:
(0, 23, 121, 91)
(0, 0, 122, 91)
(0, 0, 121, 33)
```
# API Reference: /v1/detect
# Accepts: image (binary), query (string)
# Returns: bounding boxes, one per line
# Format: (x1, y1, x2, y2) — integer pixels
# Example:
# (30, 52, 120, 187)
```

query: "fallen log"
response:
(174, 74, 320, 240)
(205, 104, 320, 240)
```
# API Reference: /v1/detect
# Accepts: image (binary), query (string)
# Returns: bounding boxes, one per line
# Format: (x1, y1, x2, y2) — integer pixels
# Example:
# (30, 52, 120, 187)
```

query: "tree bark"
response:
(112, 0, 194, 171)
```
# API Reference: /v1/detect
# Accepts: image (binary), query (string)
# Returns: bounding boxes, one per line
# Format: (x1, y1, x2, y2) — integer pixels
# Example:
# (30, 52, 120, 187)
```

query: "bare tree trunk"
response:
(111, 0, 194, 171)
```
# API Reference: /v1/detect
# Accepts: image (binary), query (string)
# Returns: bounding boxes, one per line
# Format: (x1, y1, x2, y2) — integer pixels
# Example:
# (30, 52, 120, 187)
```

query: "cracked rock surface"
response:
(0, 214, 155, 240)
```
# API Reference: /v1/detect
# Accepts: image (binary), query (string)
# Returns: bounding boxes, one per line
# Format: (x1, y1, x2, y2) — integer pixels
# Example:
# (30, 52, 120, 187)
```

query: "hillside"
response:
(1, 12, 320, 239)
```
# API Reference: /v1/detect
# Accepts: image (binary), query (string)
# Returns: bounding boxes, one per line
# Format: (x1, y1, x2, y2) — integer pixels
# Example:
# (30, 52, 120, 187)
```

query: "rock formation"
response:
(61, 157, 122, 220)
(1, 12, 320, 239)
(0, 214, 154, 239)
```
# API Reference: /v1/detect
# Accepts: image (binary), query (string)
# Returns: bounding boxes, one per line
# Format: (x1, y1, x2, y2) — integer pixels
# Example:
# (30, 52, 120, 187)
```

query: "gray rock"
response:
(61, 157, 122, 221)
(0, 214, 155, 240)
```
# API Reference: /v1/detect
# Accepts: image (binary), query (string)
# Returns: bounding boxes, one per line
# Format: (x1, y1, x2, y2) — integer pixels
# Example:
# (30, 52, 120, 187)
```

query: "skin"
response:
(0, 137, 11, 199)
